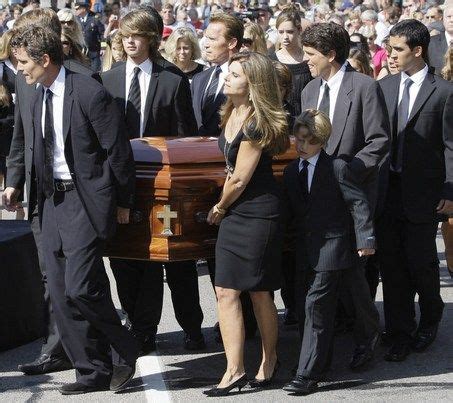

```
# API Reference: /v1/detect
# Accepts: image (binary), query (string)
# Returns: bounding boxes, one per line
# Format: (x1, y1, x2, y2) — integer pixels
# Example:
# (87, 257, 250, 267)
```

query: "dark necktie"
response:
(43, 88, 55, 198)
(202, 66, 221, 112)
(318, 83, 330, 119)
(392, 78, 413, 172)
(299, 159, 310, 198)
(126, 66, 141, 139)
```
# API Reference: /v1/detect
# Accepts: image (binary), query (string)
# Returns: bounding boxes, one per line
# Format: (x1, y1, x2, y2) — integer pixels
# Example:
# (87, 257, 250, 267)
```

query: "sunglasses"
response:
(61, 41, 70, 46)
(242, 38, 253, 46)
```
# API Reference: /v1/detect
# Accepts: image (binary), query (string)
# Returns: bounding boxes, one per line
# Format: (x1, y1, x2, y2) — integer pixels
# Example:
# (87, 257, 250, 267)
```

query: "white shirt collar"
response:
(299, 151, 321, 170)
(323, 62, 347, 88)
(401, 64, 428, 86)
(126, 58, 153, 77)
(445, 31, 452, 45)
(44, 66, 65, 97)
(219, 60, 229, 75)
(4, 59, 17, 74)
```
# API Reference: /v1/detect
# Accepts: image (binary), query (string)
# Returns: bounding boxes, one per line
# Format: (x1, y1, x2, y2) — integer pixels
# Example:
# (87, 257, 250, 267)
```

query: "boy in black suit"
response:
(282, 110, 376, 395)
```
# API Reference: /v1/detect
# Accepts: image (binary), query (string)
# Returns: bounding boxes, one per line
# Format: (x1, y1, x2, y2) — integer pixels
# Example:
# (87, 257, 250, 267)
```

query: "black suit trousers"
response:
(296, 269, 343, 380)
(378, 175, 444, 342)
(110, 258, 204, 338)
(42, 189, 140, 387)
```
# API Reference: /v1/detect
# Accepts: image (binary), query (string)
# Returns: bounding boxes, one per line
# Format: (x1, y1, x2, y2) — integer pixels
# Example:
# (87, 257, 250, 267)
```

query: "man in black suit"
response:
(377, 19, 453, 362)
(4, 26, 139, 395)
(5, 9, 100, 376)
(428, 4, 452, 75)
(300, 22, 389, 370)
(282, 111, 376, 395)
(101, 9, 205, 353)
(75, 1, 104, 72)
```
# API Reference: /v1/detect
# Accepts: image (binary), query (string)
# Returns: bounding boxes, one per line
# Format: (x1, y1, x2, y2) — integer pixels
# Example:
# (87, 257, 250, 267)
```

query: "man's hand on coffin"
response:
(117, 207, 130, 224)
(207, 205, 224, 225)
(2, 187, 21, 212)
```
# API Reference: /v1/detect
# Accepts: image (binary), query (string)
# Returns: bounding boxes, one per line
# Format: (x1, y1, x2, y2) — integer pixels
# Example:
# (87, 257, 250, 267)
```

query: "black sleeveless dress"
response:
(215, 129, 282, 291)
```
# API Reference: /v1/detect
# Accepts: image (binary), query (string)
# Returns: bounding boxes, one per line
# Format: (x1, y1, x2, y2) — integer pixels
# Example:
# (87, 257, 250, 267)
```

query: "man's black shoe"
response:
(18, 354, 72, 375)
(59, 382, 108, 395)
(349, 332, 380, 370)
(184, 333, 206, 351)
(110, 363, 136, 391)
(381, 331, 393, 347)
(384, 342, 411, 362)
(411, 324, 438, 352)
(131, 331, 156, 355)
(283, 309, 298, 326)
(283, 376, 318, 395)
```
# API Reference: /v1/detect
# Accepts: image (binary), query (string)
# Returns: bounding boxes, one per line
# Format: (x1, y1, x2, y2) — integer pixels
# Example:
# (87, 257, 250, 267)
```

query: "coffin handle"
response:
(194, 212, 208, 223)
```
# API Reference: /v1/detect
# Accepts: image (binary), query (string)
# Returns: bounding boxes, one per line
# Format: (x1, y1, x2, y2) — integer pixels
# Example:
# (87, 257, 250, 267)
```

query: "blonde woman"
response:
(57, 8, 86, 48)
(164, 27, 204, 80)
(240, 22, 267, 55)
(61, 26, 90, 66)
(205, 51, 289, 396)
(102, 32, 126, 72)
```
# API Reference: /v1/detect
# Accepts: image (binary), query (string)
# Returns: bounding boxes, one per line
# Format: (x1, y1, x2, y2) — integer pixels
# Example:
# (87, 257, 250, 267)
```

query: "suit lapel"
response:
(308, 150, 327, 201)
(143, 62, 161, 132)
(407, 73, 436, 123)
(63, 70, 73, 144)
(199, 67, 214, 112)
(288, 159, 304, 202)
(304, 78, 321, 110)
(385, 73, 401, 140)
(327, 69, 352, 155)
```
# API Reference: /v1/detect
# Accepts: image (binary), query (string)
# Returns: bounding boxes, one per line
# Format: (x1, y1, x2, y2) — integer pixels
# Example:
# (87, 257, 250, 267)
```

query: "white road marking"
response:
(138, 352, 172, 403)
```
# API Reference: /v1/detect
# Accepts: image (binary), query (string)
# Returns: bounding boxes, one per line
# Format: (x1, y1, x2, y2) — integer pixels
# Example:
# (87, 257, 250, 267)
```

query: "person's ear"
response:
(41, 54, 51, 68)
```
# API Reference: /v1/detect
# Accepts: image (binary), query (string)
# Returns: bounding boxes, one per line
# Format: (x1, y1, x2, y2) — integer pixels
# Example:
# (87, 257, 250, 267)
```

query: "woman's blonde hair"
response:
(164, 27, 201, 64)
(243, 22, 267, 55)
(0, 30, 14, 61)
(293, 109, 331, 145)
(119, 9, 161, 59)
(442, 47, 453, 82)
(102, 32, 125, 72)
(57, 8, 85, 47)
(220, 51, 289, 156)
(61, 25, 89, 65)
(272, 60, 292, 100)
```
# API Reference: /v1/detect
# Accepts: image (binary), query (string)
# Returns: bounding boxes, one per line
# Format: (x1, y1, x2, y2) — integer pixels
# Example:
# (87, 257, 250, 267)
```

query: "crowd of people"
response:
(0, 0, 452, 397)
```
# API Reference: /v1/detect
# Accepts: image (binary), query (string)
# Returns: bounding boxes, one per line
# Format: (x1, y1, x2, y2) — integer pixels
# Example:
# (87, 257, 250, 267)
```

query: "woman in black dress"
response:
(205, 51, 289, 396)
(270, 6, 312, 118)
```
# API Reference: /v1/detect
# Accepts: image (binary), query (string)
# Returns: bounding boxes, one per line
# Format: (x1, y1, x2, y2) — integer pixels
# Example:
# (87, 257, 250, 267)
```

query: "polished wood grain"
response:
(105, 136, 297, 261)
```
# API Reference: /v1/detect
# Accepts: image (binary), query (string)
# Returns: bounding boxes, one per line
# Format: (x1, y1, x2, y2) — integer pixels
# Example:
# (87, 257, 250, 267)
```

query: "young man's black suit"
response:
(101, 58, 204, 348)
(427, 34, 448, 75)
(31, 69, 139, 387)
(377, 70, 453, 349)
(282, 151, 376, 381)
(300, 64, 389, 350)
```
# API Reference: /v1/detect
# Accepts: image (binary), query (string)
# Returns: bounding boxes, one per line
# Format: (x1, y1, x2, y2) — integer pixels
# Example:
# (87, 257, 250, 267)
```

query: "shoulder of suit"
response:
(192, 65, 214, 82)
(284, 158, 299, 174)
(67, 69, 105, 92)
(348, 69, 375, 88)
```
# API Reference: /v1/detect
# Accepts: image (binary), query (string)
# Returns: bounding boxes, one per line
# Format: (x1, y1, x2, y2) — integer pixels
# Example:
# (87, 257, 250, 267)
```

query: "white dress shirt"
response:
(317, 63, 347, 123)
(398, 64, 428, 117)
(125, 58, 152, 137)
(204, 60, 228, 98)
(298, 152, 321, 192)
(445, 31, 452, 46)
(41, 66, 71, 180)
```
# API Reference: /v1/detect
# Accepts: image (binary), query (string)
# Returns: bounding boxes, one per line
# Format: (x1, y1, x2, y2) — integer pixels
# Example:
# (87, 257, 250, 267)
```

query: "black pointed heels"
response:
(203, 374, 248, 397)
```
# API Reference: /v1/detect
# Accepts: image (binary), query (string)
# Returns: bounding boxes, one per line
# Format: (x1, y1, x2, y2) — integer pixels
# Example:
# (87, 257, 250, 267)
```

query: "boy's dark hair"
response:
(302, 22, 350, 65)
(14, 26, 63, 66)
(390, 19, 430, 63)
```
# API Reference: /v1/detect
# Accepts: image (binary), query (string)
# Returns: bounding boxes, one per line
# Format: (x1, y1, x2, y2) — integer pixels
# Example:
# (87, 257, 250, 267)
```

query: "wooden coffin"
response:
(105, 136, 297, 261)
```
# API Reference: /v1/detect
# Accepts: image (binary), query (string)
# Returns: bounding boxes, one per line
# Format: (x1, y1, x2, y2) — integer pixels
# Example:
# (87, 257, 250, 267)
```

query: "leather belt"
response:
(54, 179, 75, 192)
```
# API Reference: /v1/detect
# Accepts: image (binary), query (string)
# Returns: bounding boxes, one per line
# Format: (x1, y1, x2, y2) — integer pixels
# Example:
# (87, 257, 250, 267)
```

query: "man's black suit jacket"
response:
(300, 64, 390, 211)
(377, 71, 453, 223)
(191, 66, 226, 137)
(30, 69, 135, 240)
(428, 34, 448, 75)
(282, 150, 376, 272)
(6, 62, 101, 212)
(101, 58, 198, 138)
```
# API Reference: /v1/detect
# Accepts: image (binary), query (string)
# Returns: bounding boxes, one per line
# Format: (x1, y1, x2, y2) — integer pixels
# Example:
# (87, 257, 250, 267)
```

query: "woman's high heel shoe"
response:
(248, 360, 280, 389)
(203, 374, 248, 397)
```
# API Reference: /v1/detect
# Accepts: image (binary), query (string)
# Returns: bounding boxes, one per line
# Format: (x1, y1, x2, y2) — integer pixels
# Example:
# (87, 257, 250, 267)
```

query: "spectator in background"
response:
(241, 22, 268, 55)
(428, 4, 452, 75)
(348, 47, 374, 76)
(57, 8, 86, 50)
(6, 4, 22, 30)
(61, 25, 90, 66)
(346, 11, 362, 35)
(360, 9, 389, 46)
(376, 35, 399, 79)
(165, 27, 204, 80)
(162, 3, 178, 28)
(256, 4, 278, 51)
(102, 31, 126, 72)
(350, 32, 370, 54)
(362, 25, 387, 77)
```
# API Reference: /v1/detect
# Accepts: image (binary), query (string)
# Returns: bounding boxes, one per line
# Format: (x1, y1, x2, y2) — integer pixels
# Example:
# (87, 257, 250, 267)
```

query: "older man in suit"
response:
(101, 9, 205, 353)
(428, 4, 453, 75)
(300, 22, 389, 370)
(378, 19, 453, 362)
(4, 26, 140, 394)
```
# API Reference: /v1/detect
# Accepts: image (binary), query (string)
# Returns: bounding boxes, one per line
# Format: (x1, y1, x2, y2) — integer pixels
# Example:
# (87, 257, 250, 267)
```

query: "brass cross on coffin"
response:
(156, 205, 178, 235)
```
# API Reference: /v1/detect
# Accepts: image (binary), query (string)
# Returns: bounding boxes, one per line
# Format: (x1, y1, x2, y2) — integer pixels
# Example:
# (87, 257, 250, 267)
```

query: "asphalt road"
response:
(0, 225, 452, 402)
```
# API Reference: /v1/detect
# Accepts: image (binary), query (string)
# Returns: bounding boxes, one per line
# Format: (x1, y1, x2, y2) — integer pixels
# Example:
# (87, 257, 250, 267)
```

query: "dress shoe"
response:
(283, 309, 298, 326)
(59, 382, 108, 395)
(18, 354, 72, 375)
(384, 342, 411, 362)
(110, 363, 136, 391)
(411, 324, 438, 352)
(283, 376, 318, 395)
(349, 332, 380, 370)
(248, 360, 280, 389)
(184, 333, 206, 351)
(203, 374, 248, 397)
(131, 331, 156, 355)
(381, 331, 394, 347)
